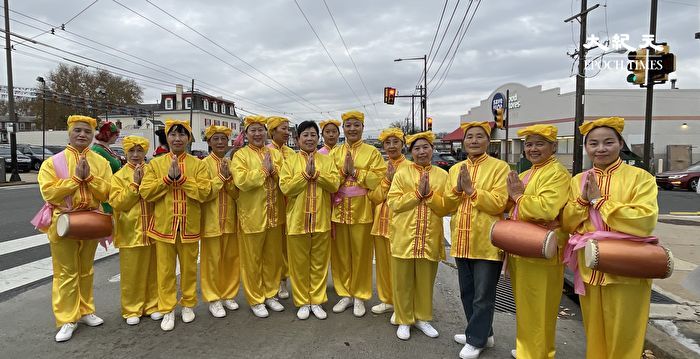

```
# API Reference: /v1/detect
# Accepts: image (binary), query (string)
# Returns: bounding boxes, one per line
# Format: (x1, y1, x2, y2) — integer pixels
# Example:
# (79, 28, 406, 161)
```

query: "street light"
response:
(36, 76, 46, 161)
(394, 55, 427, 131)
(96, 87, 108, 121)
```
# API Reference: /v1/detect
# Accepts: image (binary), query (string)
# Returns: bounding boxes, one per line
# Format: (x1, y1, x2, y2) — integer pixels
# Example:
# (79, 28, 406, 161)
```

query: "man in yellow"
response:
(233, 115, 286, 318)
(267, 115, 295, 299)
(109, 135, 160, 326)
(505, 125, 571, 359)
(388, 131, 450, 340)
(368, 127, 409, 319)
(318, 119, 341, 155)
(37, 115, 111, 342)
(279, 120, 340, 320)
(330, 111, 387, 317)
(200, 125, 240, 318)
(445, 122, 509, 359)
(140, 119, 212, 331)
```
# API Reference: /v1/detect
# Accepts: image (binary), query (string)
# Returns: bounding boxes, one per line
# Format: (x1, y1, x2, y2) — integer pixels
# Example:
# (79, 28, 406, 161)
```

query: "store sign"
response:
(508, 94, 521, 109)
(491, 93, 505, 114)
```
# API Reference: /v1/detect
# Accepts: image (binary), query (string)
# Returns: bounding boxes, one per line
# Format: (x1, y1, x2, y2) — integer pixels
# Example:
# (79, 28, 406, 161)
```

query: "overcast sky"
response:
(3, 0, 700, 136)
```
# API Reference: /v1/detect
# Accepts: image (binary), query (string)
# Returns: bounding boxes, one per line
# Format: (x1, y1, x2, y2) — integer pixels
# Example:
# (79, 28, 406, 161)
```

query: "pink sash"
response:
(30, 151, 70, 231)
(318, 147, 330, 155)
(332, 182, 368, 205)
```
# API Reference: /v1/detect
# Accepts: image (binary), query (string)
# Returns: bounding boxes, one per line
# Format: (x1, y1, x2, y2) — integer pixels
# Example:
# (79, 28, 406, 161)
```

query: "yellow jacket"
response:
(201, 153, 239, 238)
(38, 145, 112, 243)
(330, 141, 387, 224)
(369, 155, 410, 238)
(140, 152, 212, 243)
(279, 150, 341, 235)
(562, 158, 658, 286)
(109, 163, 153, 248)
(268, 142, 295, 160)
(232, 145, 285, 234)
(388, 163, 449, 261)
(445, 153, 509, 260)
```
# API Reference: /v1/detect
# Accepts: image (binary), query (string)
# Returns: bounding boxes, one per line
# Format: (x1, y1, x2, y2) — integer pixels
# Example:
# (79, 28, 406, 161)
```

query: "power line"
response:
(426, 0, 450, 63)
(63, 0, 100, 27)
(427, 0, 475, 86)
(425, 0, 462, 80)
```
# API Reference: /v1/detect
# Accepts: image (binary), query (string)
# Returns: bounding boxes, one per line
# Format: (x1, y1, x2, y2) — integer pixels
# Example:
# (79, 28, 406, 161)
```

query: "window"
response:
(205, 118, 211, 126)
(203, 99, 209, 110)
(229, 105, 235, 115)
(214, 120, 220, 126)
(221, 104, 225, 114)
(212, 102, 218, 113)
(557, 137, 574, 154)
(185, 97, 192, 109)
(165, 98, 173, 110)
(222, 121, 228, 127)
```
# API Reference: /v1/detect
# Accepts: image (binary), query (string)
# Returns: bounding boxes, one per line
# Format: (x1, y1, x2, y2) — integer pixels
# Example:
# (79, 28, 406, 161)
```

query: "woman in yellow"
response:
(330, 111, 387, 317)
(562, 117, 658, 359)
(200, 125, 240, 318)
(387, 131, 449, 340)
(505, 125, 571, 359)
(279, 121, 340, 320)
(232, 115, 286, 318)
(140, 119, 212, 332)
(109, 136, 160, 326)
(37, 115, 111, 342)
(368, 127, 409, 318)
(445, 122, 509, 359)
(318, 119, 340, 155)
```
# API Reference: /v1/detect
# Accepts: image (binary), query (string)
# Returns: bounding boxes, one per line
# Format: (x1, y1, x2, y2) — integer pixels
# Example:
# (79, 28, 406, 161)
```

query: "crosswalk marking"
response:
(0, 233, 47, 254)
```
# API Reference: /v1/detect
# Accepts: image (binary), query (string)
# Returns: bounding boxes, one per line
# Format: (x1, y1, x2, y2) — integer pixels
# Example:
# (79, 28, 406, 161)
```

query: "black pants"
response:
(455, 258, 503, 348)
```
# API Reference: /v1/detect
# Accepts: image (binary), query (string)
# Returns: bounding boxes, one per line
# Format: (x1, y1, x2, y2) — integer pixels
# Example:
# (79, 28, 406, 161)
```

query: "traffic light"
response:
(427, 117, 433, 131)
(493, 108, 504, 129)
(384, 87, 396, 105)
(648, 44, 675, 84)
(626, 48, 647, 86)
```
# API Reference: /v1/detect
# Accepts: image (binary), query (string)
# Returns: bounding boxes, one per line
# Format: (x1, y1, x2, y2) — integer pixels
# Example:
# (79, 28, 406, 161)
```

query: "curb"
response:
(645, 322, 700, 359)
(0, 181, 38, 187)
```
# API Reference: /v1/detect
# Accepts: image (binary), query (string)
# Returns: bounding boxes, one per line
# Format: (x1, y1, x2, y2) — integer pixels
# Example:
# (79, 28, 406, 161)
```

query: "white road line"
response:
(0, 184, 39, 191)
(0, 233, 47, 254)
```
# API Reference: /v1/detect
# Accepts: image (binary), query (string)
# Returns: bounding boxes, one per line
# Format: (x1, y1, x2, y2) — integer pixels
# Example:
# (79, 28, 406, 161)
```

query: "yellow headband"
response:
(244, 115, 267, 129)
(266, 116, 289, 135)
(579, 116, 625, 136)
(517, 124, 558, 142)
(319, 119, 341, 131)
(164, 119, 193, 138)
(406, 131, 436, 147)
(378, 127, 405, 143)
(460, 121, 491, 137)
(67, 115, 97, 130)
(341, 111, 364, 124)
(205, 125, 232, 140)
(122, 135, 150, 153)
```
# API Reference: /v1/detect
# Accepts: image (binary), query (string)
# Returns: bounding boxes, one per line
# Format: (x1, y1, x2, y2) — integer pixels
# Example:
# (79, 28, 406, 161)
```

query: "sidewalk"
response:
(0, 171, 38, 186)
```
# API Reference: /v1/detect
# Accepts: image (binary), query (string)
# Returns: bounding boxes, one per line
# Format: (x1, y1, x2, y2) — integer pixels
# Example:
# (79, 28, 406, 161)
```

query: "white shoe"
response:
(396, 325, 411, 340)
(150, 312, 164, 321)
(415, 320, 439, 338)
(264, 298, 285, 312)
(332, 297, 352, 313)
(311, 305, 327, 320)
(390, 312, 397, 325)
(78, 314, 104, 327)
(209, 301, 226, 318)
(160, 312, 175, 331)
(371, 302, 394, 314)
(181, 307, 195, 323)
(251, 304, 269, 318)
(278, 281, 290, 299)
(223, 299, 239, 310)
(511, 349, 517, 358)
(353, 298, 366, 317)
(55, 323, 77, 342)
(297, 305, 310, 320)
(487, 336, 495, 348)
(125, 316, 140, 325)
(454, 334, 494, 347)
(459, 343, 483, 359)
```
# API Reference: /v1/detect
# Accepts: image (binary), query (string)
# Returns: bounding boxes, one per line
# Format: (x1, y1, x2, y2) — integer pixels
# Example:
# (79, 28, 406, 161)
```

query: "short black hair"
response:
(155, 129, 167, 146)
(167, 124, 191, 138)
(409, 138, 433, 152)
(584, 126, 623, 144)
(296, 121, 319, 138)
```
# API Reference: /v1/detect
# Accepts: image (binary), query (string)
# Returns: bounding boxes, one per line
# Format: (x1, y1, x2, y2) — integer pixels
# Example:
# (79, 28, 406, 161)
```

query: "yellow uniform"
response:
(507, 156, 570, 359)
(200, 153, 240, 303)
(269, 142, 295, 282)
(109, 163, 158, 319)
(279, 150, 340, 307)
(562, 158, 658, 359)
(387, 163, 449, 325)
(140, 152, 212, 313)
(329, 141, 387, 300)
(233, 144, 285, 305)
(38, 145, 111, 326)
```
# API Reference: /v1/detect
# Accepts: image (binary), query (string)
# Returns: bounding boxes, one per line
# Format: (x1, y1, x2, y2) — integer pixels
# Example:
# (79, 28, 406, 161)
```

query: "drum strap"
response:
(30, 151, 71, 231)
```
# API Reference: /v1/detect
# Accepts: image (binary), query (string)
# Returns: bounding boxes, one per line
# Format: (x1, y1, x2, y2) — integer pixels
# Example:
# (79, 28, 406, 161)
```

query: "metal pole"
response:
(4, 0, 20, 181)
(643, 0, 658, 173)
(423, 54, 427, 130)
(411, 95, 415, 134)
(42, 82, 46, 161)
(505, 89, 510, 163)
(419, 86, 424, 132)
(571, 0, 588, 174)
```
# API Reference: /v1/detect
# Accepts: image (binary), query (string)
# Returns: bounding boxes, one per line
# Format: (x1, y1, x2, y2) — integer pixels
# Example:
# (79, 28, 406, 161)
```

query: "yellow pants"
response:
(392, 257, 438, 325)
(239, 226, 283, 305)
(281, 231, 289, 281)
(155, 236, 199, 313)
(580, 281, 652, 359)
(330, 223, 373, 300)
(287, 231, 331, 307)
(201, 233, 240, 302)
(509, 256, 564, 359)
(119, 246, 159, 318)
(374, 235, 393, 304)
(49, 239, 99, 327)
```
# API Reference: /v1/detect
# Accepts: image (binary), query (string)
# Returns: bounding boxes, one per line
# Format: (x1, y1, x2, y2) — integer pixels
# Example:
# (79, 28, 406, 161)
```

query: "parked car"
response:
(0, 147, 32, 173)
(45, 145, 67, 154)
(656, 161, 700, 192)
(437, 153, 458, 168)
(109, 146, 128, 165)
(404, 152, 453, 171)
(191, 150, 208, 160)
(16, 144, 54, 170)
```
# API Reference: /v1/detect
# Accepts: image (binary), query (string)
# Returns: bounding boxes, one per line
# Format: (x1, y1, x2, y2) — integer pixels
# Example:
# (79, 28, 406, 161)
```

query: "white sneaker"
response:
(454, 334, 494, 347)
(353, 298, 366, 317)
(264, 298, 285, 312)
(487, 336, 495, 348)
(209, 301, 226, 318)
(150, 312, 164, 321)
(311, 305, 327, 320)
(396, 325, 411, 340)
(415, 320, 439, 338)
(390, 312, 397, 325)
(223, 299, 239, 310)
(125, 316, 140, 325)
(251, 303, 269, 318)
(333, 297, 352, 313)
(55, 323, 77, 342)
(371, 302, 394, 314)
(278, 281, 290, 299)
(459, 343, 483, 359)
(79, 314, 104, 327)
(511, 349, 517, 358)
(297, 305, 310, 320)
(181, 307, 195, 323)
(161, 312, 175, 331)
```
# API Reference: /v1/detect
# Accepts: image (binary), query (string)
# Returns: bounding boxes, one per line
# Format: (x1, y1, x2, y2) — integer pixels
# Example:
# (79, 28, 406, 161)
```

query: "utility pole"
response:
(419, 86, 424, 131)
(423, 54, 427, 132)
(642, 0, 658, 173)
(3, 0, 20, 182)
(411, 95, 415, 134)
(505, 89, 510, 163)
